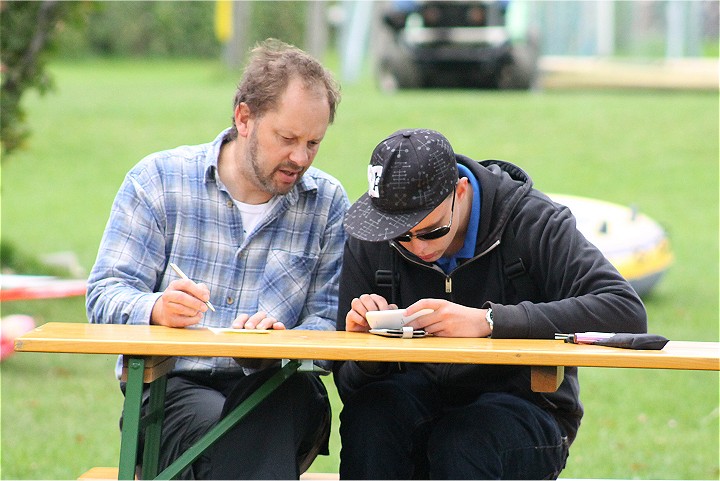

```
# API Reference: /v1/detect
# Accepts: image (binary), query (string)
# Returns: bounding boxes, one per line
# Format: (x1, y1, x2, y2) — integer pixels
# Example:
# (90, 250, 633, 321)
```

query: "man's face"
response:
(395, 191, 458, 263)
(242, 79, 330, 196)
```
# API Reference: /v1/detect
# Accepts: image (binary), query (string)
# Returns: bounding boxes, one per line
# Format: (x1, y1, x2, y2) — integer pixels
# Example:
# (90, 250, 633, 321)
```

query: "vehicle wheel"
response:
(497, 47, 539, 90)
(377, 62, 400, 93)
(495, 61, 516, 89)
(377, 56, 423, 91)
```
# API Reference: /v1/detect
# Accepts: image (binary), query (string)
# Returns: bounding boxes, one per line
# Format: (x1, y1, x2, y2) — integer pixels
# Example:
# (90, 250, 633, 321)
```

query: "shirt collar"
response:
(203, 129, 230, 184)
(435, 163, 481, 273)
(455, 164, 481, 258)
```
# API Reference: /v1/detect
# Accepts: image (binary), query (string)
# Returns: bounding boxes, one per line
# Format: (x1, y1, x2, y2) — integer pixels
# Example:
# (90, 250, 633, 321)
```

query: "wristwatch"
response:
(485, 308, 494, 335)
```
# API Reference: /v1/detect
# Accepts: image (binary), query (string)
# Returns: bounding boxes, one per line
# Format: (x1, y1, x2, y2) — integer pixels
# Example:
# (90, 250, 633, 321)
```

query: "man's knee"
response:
(427, 394, 568, 479)
(343, 378, 425, 414)
(340, 381, 417, 430)
(162, 376, 226, 441)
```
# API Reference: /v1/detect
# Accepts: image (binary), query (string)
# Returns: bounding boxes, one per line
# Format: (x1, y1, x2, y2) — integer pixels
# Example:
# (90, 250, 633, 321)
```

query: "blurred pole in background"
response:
(216, 0, 250, 69)
(305, 1, 328, 60)
(215, 0, 233, 45)
(339, 0, 373, 83)
(667, 1, 687, 58)
(596, 0, 615, 57)
(666, 0, 703, 58)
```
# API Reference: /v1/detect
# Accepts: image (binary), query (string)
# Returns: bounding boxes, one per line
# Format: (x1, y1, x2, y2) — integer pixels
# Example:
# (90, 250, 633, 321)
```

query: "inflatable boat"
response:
(550, 194, 673, 297)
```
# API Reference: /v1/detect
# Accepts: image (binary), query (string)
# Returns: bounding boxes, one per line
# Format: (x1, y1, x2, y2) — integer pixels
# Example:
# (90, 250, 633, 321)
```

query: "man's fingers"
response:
(231, 313, 250, 329)
(235, 312, 282, 330)
(169, 279, 211, 305)
(167, 297, 205, 316)
(354, 293, 393, 314)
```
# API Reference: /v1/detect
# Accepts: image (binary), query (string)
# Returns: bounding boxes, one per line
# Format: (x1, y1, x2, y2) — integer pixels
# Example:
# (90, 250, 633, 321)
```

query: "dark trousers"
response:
(338, 367, 569, 480)
(127, 366, 330, 479)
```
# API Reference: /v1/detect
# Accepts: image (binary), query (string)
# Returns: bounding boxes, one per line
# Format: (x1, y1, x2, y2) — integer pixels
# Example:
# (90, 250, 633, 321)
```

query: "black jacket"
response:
(334, 156, 647, 443)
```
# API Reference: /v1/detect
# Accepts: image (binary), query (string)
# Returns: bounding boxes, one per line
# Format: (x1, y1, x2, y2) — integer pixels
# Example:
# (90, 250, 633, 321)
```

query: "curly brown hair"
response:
(224, 38, 341, 141)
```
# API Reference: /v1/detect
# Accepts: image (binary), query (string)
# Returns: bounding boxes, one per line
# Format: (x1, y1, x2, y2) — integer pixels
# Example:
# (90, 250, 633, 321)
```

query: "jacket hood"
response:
(456, 155, 534, 255)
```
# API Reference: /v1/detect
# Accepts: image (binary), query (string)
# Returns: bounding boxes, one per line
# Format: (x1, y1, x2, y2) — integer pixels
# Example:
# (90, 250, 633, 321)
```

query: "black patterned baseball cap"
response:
(344, 128, 458, 242)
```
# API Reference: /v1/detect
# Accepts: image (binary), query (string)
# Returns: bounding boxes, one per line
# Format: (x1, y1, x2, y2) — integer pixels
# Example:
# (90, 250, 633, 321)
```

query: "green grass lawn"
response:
(1, 58, 718, 479)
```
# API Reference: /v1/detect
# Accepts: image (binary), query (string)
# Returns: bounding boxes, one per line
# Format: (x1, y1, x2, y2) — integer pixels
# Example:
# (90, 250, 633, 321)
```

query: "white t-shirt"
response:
(233, 197, 280, 236)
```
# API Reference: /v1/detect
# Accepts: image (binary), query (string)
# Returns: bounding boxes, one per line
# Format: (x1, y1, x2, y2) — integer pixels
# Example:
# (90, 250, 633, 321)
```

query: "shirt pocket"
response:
(258, 250, 319, 324)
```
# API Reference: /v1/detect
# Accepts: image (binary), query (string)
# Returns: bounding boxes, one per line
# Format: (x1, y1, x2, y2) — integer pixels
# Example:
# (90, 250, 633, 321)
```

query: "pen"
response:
(554, 332, 615, 344)
(168, 262, 216, 312)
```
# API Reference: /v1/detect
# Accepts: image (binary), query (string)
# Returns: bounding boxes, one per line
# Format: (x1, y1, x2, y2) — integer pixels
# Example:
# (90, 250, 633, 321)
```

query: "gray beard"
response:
(247, 129, 300, 196)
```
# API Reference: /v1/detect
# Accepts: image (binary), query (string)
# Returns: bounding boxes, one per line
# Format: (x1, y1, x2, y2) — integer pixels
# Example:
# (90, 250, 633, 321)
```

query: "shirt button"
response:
(226, 200, 233, 208)
(226, 297, 234, 305)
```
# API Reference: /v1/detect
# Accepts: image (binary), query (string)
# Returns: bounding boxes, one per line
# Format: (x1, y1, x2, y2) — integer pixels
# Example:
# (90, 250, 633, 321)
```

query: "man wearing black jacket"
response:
(334, 128, 647, 479)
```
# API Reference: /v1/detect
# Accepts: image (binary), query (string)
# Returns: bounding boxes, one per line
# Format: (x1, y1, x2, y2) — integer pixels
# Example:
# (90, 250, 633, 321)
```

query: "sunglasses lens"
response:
(395, 225, 450, 243)
(418, 226, 450, 240)
(394, 188, 455, 244)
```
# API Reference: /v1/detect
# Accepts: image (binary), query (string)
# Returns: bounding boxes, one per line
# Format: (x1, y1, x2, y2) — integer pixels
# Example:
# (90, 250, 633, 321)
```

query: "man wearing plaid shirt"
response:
(87, 39, 347, 479)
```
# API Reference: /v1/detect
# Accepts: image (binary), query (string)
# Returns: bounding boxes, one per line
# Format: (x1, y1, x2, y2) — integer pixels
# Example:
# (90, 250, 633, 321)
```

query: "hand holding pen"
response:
(150, 263, 215, 328)
(169, 263, 215, 312)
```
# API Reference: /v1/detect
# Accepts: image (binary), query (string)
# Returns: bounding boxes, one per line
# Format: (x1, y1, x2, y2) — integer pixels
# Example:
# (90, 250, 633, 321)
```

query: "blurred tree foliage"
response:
(247, 1, 307, 48)
(1, 1, 308, 273)
(1, 1, 309, 158)
(59, 1, 221, 58)
(57, 1, 307, 59)
(1, 1, 87, 158)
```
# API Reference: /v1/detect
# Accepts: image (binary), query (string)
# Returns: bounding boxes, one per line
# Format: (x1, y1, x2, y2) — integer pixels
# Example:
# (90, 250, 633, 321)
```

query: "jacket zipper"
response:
(391, 239, 502, 297)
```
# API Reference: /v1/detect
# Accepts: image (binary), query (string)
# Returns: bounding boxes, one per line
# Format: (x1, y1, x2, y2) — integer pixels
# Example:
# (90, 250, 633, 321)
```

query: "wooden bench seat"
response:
(77, 467, 125, 480)
(78, 466, 339, 480)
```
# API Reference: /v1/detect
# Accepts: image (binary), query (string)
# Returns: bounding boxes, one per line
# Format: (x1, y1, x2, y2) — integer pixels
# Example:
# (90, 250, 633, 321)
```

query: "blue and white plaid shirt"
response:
(87, 129, 349, 376)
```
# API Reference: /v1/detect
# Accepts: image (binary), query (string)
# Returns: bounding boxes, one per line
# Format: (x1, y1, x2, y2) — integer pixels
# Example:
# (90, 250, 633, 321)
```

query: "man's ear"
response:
(234, 103, 251, 138)
(456, 176, 471, 200)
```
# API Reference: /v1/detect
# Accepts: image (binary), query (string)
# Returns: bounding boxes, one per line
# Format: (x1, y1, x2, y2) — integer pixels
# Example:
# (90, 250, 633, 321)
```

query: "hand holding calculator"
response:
(365, 308, 434, 329)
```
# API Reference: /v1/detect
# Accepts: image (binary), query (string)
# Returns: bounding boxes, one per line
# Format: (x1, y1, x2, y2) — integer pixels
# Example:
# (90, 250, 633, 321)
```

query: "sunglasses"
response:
(395, 188, 456, 243)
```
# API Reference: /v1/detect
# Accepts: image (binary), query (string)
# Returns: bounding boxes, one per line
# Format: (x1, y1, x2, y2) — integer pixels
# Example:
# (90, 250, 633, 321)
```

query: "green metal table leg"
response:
(118, 357, 145, 480)
(141, 374, 168, 479)
(154, 360, 301, 480)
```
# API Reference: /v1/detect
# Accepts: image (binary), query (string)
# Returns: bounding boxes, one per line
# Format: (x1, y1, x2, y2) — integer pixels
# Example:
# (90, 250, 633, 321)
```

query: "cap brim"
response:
(343, 193, 434, 242)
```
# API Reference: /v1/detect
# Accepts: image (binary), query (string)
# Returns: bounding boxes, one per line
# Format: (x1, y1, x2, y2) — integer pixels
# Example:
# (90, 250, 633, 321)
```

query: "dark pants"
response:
(338, 368, 569, 480)
(126, 367, 330, 479)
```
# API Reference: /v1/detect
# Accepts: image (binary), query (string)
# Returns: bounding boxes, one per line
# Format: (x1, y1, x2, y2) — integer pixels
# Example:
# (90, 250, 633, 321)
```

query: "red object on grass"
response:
(0, 276, 87, 302)
(1, 314, 36, 361)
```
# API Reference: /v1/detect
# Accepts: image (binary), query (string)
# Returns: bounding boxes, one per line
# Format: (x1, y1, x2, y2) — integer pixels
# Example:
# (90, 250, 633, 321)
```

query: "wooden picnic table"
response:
(15, 322, 719, 480)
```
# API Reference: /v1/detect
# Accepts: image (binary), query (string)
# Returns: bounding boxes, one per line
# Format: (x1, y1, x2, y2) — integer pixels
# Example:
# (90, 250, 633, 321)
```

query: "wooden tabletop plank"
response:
(14, 322, 719, 371)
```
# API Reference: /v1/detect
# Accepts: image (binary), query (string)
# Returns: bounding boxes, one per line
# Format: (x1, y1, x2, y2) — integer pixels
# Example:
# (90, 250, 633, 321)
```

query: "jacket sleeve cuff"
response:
(482, 302, 532, 339)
